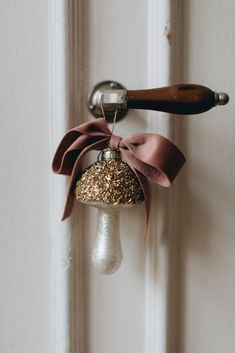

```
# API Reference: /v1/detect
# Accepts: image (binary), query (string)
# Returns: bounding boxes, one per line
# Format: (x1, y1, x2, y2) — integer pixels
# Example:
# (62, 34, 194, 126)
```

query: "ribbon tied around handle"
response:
(52, 118, 185, 231)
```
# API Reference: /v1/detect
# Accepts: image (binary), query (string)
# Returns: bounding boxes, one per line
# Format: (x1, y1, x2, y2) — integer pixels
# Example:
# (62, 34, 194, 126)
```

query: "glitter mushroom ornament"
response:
(75, 148, 144, 274)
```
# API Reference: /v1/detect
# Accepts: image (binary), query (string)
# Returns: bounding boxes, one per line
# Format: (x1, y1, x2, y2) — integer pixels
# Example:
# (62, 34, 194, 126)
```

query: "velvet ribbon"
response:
(52, 118, 185, 227)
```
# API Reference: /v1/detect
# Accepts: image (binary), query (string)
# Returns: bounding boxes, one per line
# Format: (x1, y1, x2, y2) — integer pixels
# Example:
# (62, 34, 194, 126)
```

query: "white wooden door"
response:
(0, 1, 234, 353)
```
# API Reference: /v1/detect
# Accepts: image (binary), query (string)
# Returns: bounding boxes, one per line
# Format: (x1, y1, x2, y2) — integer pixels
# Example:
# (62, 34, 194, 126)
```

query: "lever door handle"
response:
(127, 84, 229, 115)
(88, 81, 229, 122)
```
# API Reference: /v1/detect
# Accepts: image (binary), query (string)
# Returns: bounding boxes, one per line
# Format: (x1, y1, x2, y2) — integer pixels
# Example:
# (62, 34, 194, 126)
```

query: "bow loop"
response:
(119, 133, 185, 186)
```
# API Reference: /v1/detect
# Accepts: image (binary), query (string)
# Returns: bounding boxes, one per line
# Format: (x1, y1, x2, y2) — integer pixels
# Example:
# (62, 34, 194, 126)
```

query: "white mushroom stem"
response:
(92, 207, 123, 274)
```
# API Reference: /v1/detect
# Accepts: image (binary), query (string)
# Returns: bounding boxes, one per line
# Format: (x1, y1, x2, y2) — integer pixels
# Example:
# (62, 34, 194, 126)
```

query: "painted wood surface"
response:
(177, 1, 235, 353)
(0, 1, 51, 352)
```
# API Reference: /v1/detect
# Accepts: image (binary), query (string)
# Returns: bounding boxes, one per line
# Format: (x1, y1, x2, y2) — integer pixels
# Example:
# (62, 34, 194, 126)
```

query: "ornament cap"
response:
(100, 148, 121, 161)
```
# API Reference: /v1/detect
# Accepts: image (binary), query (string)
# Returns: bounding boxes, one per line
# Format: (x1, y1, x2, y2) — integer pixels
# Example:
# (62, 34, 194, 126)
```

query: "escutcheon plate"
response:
(87, 80, 128, 122)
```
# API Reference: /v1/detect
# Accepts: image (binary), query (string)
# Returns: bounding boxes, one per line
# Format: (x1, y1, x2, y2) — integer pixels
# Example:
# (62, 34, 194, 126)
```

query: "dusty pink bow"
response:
(52, 118, 185, 225)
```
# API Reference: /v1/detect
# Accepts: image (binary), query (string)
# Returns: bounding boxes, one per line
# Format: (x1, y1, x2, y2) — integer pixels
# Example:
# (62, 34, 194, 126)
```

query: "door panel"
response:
(75, 1, 177, 353)
(82, 2, 150, 353)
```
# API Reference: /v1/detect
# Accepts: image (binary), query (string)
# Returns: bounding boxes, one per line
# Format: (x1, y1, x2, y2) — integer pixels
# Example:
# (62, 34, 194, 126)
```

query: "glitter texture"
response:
(75, 159, 144, 206)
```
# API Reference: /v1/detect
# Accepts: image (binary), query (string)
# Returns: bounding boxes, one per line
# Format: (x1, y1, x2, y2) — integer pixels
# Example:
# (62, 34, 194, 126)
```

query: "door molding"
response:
(49, 1, 85, 352)
(145, 1, 182, 352)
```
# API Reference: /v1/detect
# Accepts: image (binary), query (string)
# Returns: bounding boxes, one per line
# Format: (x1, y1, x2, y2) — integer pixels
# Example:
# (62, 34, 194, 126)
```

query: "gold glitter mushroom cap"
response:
(75, 149, 144, 208)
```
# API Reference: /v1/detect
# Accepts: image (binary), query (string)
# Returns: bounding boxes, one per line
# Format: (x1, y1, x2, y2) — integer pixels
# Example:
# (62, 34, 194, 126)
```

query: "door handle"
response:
(88, 80, 229, 122)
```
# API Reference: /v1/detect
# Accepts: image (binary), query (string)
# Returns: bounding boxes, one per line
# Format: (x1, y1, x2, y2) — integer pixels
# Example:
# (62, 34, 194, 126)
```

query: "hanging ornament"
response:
(75, 148, 144, 273)
(52, 118, 185, 274)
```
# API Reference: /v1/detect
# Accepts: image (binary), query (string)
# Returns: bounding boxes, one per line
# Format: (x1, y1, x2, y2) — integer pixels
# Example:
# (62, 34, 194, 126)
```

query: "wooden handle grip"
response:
(127, 84, 216, 115)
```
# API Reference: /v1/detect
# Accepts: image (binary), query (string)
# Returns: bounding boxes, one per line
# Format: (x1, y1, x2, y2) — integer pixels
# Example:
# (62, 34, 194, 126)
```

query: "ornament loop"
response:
(100, 149, 121, 161)
(100, 95, 118, 134)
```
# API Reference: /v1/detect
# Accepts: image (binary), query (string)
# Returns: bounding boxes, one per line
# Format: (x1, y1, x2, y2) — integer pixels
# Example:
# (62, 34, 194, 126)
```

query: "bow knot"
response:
(52, 118, 185, 236)
(109, 134, 122, 150)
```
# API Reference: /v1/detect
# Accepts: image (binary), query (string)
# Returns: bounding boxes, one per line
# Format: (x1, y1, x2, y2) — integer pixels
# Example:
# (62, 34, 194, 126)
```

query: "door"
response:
(0, 1, 234, 353)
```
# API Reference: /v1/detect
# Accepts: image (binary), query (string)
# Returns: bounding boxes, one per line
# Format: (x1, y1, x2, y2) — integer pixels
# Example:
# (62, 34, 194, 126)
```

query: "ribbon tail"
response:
(121, 150, 150, 241)
(134, 170, 150, 241)
(61, 138, 109, 220)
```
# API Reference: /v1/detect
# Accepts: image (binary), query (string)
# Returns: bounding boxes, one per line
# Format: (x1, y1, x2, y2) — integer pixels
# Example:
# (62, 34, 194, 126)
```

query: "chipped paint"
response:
(164, 20, 172, 45)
